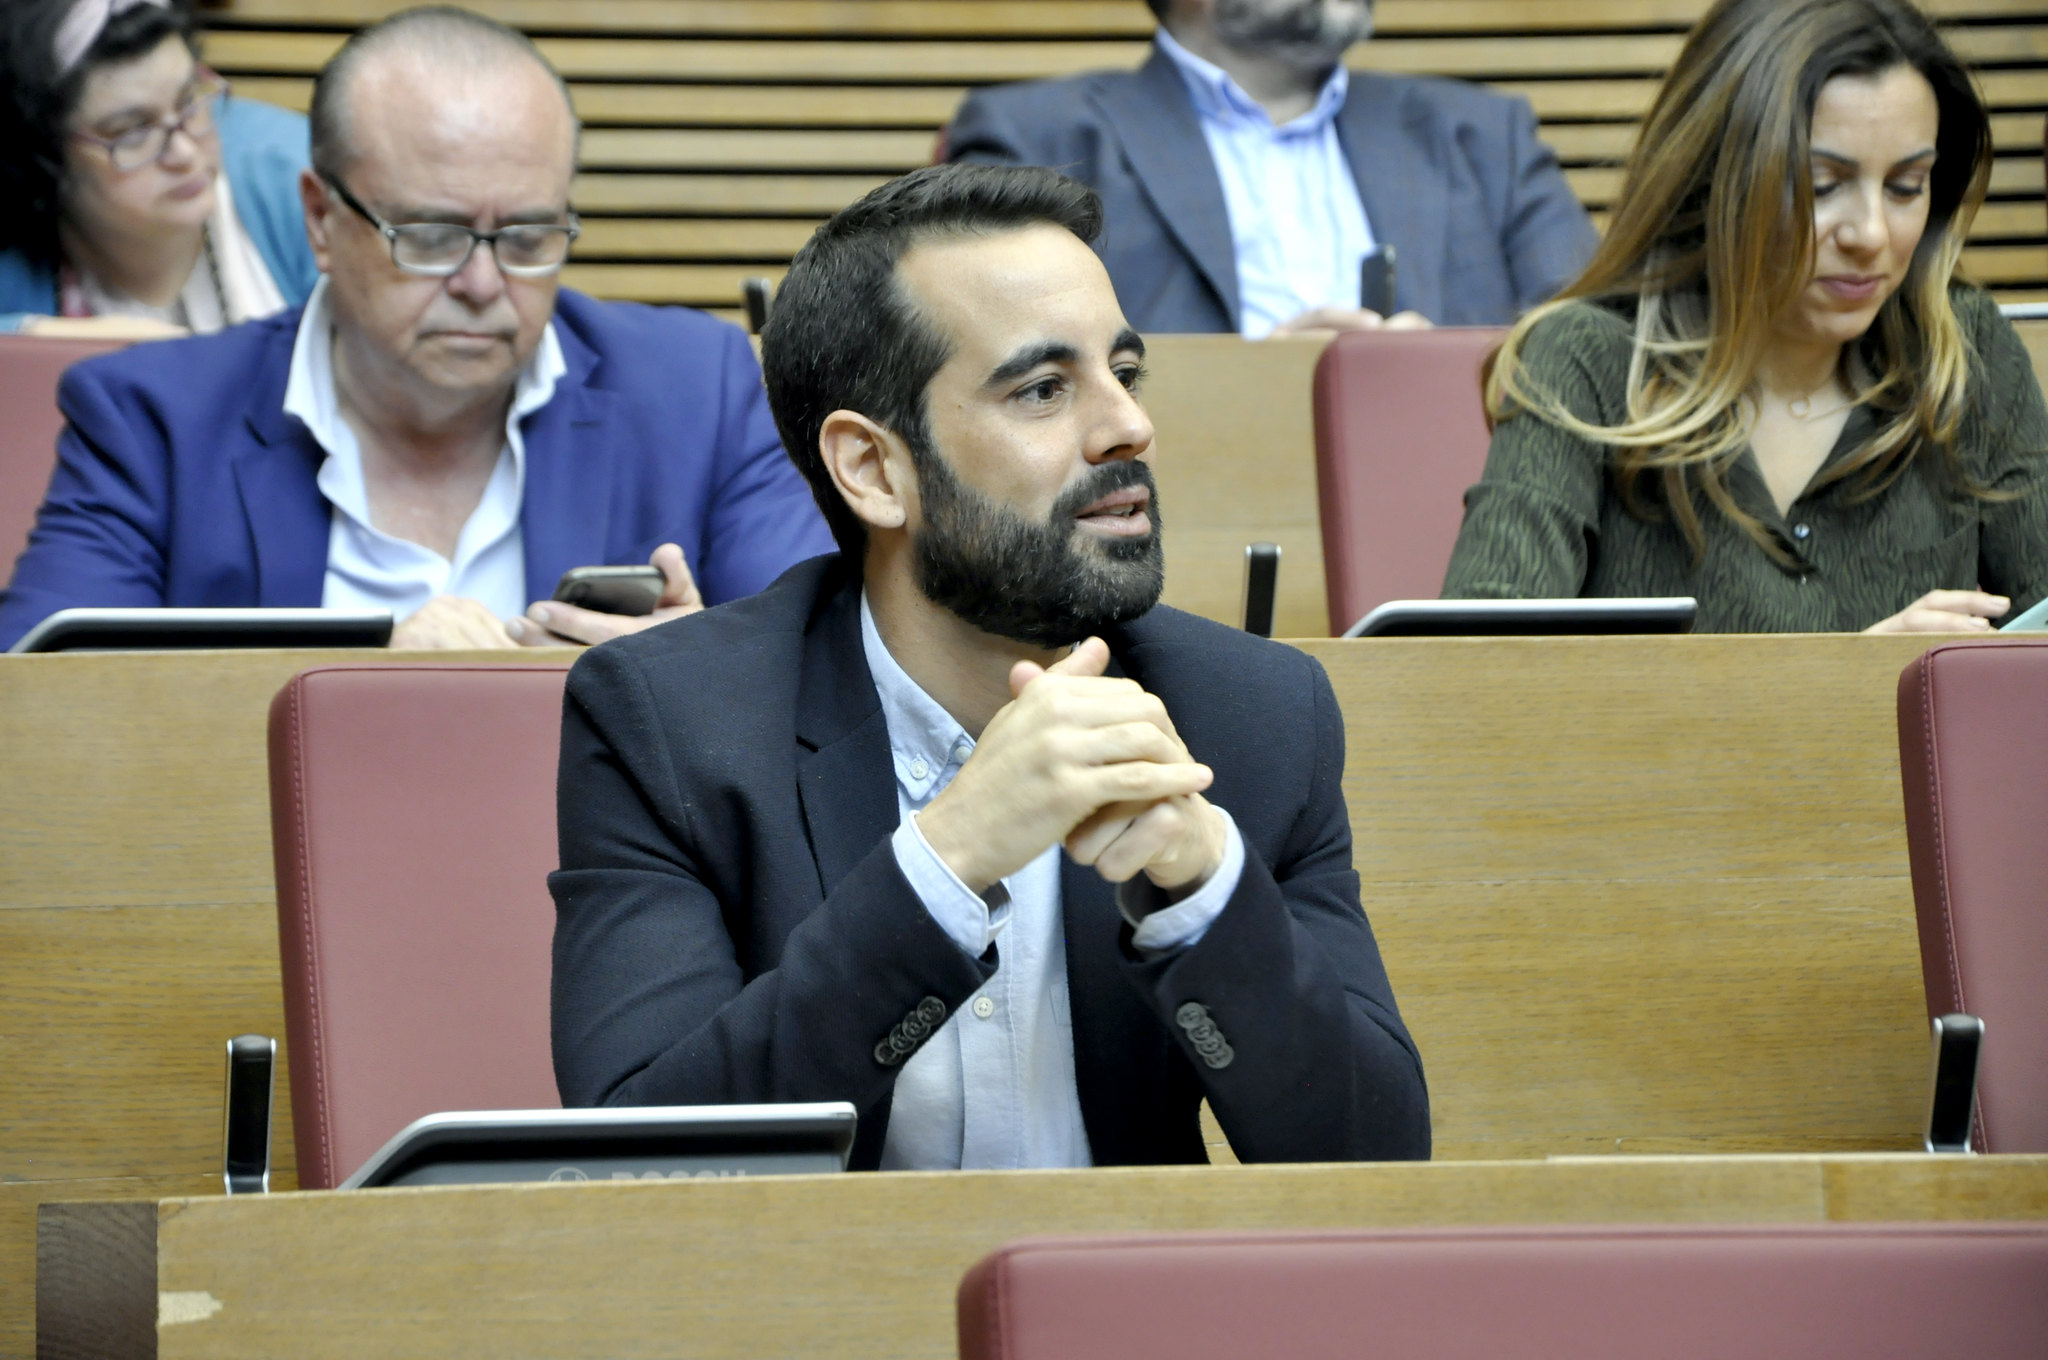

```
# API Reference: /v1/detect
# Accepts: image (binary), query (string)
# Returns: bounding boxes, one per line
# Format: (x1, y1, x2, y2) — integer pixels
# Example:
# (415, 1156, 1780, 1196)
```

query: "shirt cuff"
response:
(1117, 805, 1244, 953)
(893, 813, 1012, 959)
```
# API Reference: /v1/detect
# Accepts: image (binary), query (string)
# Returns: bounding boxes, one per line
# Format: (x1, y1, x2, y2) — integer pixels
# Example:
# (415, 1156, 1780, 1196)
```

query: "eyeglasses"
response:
(72, 71, 229, 172)
(321, 173, 580, 278)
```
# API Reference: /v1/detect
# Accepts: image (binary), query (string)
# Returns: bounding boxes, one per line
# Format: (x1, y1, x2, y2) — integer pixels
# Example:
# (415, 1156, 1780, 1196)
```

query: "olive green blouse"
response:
(1440, 287, 2048, 632)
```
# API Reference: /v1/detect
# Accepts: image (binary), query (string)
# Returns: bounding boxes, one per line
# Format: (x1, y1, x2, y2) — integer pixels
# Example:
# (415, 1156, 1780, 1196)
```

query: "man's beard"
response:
(1213, 0, 1373, 74)
(910, 449, 1164, 649)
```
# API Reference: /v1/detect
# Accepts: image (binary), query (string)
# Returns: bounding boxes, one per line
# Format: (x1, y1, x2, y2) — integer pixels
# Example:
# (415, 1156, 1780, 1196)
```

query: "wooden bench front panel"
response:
(0, 632, 1955, 1350)
(34, 1156, 2048, 1360)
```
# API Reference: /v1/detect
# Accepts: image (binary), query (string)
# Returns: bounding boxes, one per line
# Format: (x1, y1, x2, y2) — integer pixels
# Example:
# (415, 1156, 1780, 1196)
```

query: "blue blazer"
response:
(946, 49, 1599, 332)
(551, 555, 1430, 1169)
(0, 290, 836, 649)
(0, 98, 321, 328)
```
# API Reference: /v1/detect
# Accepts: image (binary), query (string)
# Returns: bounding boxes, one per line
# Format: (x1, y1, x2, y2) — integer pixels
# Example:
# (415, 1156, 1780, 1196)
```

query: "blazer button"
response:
(1175, 1001, 1235, 1069)
(874, 997, 949, 1068)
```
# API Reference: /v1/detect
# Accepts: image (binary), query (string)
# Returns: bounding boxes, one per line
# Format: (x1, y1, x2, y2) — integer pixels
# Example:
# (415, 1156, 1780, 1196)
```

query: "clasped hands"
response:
(390, 542, 704, 649)
(915, 638, 1228, 900)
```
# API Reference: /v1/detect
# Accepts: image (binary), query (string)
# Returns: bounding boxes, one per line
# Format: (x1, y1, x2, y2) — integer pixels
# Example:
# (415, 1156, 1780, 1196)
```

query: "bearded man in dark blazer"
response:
(549, 163, 1429, 1171)
(945, 0, 1596, 336)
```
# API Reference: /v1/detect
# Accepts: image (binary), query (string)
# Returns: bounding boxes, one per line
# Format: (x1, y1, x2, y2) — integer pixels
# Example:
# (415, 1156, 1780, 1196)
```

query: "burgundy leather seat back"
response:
(0, 333, 128, 580)
(960, 1224, 2048, 1360)
(269, 664, 571, 1188)
(1310, 327, 1504, 635)
(1897, 638, 2048, 1152)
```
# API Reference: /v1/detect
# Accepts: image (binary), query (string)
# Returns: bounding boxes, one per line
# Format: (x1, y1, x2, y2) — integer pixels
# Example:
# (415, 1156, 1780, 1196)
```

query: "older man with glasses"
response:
(0, 4, 833, 650)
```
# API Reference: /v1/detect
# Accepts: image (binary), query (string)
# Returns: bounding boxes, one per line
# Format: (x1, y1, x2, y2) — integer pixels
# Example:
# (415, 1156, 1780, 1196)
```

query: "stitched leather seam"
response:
(990, 1255, 1010, 1360)
(289, 676, 335, 1187)
(1920, 657, 1966, 1019)
(1921, 652, 1992, 1148)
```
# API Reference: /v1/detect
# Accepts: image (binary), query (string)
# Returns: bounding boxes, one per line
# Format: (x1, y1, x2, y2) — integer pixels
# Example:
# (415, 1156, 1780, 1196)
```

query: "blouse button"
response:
(1792, 523, 1812, 540)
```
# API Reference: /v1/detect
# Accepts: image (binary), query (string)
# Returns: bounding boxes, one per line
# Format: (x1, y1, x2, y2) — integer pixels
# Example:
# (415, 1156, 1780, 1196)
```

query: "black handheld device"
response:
(1241, 542, 1280, 638)
(1359, 245, 1397, 317)
(742, 277, 774, 334)
(222, 1034, 276, 1194)
(553, 565, 665, 616)
(1925, 1013, 1984, 1153)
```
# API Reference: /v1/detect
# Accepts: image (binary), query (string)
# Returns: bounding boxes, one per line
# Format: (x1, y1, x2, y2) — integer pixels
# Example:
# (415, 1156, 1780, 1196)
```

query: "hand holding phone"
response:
(509, 544, 704, 646)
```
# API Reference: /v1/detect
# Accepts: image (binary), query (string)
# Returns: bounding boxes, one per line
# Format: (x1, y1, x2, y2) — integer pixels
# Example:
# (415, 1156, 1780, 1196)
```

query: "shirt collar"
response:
(860, 590, 977, 803)
(1154, 27, 1349, 134)
(282, 276, 567, 464)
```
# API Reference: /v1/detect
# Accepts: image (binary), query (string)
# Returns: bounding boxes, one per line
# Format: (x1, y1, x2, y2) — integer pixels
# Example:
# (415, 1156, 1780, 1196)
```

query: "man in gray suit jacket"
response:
(945, 0, 1597, 336)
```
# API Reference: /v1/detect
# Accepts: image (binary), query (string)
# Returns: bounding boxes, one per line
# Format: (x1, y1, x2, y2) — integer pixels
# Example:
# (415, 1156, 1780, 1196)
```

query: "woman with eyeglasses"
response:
(1441, 0, 2047, 633)
(0, 0, 318, 336)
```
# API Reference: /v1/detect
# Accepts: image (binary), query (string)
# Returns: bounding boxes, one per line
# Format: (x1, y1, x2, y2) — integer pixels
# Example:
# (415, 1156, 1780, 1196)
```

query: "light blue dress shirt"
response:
(862, 593, 1245, 1170)
(1155, 29, 1377, 338)
(281, 278, 566, 623)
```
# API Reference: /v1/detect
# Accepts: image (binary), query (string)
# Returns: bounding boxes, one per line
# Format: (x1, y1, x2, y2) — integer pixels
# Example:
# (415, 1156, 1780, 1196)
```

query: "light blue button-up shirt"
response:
(1156, 29, 1377, 338)
(862, 593, 1245, 1170)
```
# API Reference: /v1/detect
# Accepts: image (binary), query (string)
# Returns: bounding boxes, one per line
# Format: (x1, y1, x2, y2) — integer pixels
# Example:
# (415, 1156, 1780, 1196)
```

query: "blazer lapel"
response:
(793, 570, 899, 897)
(1339, 72, 1449, 320)
(235, 329, 330, 607)
(1093, 48, 1242, 327)
(519, 324, 619, 603)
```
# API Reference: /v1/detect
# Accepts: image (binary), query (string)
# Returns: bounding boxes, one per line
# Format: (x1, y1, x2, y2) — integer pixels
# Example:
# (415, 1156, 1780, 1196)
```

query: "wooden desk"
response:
(1145, 334, 1330, 638)
(1298, 634, 1944, 1161)
(0, 633, 1956, 1352)
(37, 1155, 2048, 1360)
(0, 648, 577, 1357)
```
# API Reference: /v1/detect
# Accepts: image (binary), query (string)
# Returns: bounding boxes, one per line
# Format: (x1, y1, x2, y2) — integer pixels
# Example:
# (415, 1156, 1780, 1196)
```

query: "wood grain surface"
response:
(1145, 334, 1331, 638)
(1298, 634, 1945, 1161)
(35, 1154, 2048, 1360)
(0, 648, 573, 1357)
(36, 1200, 154, 1360)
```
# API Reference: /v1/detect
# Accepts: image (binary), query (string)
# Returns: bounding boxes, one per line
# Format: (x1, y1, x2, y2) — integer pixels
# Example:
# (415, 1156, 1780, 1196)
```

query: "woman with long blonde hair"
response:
(1441, 0, 2046, 632)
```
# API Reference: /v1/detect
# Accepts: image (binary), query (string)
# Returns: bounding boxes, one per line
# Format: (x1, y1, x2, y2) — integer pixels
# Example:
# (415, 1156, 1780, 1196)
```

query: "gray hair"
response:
(308, 5, 577, 179)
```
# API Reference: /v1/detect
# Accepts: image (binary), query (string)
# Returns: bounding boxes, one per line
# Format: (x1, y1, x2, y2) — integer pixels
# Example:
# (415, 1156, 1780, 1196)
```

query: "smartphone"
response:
(1924, 1012, 1984, 1153)
(1359, 246, 1397, 318)
(554, 565, 665, 616)
(1241, 542, 1280, 638)
(222, 1034, 275, 1195)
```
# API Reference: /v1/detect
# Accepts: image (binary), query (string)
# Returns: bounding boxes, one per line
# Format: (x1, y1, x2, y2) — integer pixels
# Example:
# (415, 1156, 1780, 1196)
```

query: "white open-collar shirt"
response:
(282, 278, 566, 623)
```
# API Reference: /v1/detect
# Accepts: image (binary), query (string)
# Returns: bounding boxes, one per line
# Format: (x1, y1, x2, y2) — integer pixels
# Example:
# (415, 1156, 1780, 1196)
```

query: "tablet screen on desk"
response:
(8, 607, 395, 653)
(1344, 598, 1698, 639)
(1999, 596, 2048, 632)
(339, 1103, 860, 1190)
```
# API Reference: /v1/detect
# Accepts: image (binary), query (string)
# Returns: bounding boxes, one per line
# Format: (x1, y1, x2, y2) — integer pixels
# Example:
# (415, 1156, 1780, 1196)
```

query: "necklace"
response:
(1784, 384, 1854, 422)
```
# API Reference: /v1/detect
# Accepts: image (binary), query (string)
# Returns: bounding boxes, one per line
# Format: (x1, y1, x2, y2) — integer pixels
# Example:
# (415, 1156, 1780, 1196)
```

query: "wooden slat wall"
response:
(198, 0, 2048, 320)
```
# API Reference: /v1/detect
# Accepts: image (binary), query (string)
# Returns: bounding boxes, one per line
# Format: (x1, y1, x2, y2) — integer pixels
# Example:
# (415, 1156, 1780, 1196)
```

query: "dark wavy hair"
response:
(759, 163, 1105, 560)
(0, 0, 199, 268)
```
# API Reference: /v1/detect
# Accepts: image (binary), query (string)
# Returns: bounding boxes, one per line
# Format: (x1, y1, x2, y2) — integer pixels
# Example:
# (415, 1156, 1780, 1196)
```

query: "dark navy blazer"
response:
(551, 555, 1431, 1170)
(0, 290, 835, 648)
(946, 48, 1599, 332)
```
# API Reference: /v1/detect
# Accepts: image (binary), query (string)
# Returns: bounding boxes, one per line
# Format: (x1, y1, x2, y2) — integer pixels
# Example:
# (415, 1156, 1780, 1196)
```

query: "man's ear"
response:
(299, 169, 335, 274)
(819, 409, 917, 534)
